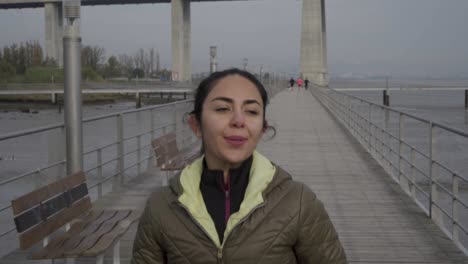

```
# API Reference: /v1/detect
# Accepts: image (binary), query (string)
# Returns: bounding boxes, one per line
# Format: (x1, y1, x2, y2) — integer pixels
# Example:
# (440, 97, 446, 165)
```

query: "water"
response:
(346, 89, 468, 132)
(0, 101, 138, 134)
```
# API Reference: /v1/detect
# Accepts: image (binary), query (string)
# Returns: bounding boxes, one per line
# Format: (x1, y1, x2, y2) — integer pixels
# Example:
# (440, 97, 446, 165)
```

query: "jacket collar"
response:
(200, 155, 252, 191)
(169, 151, 279, 248)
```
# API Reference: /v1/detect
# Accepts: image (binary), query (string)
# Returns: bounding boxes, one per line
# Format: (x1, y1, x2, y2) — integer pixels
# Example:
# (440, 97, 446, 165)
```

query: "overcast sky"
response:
(1, 0, 468, 77)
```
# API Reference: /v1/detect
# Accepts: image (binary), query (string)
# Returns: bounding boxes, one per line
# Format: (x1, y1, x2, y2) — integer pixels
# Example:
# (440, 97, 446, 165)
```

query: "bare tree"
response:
(150, 48, 154, 77)
(82, 45, 105, 71)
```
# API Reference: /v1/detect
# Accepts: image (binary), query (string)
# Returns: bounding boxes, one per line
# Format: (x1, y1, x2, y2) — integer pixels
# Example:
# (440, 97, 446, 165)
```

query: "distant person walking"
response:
(289, 78, 295, 88)
(297, 78, 303, 88)
(304, 78, 309, 90)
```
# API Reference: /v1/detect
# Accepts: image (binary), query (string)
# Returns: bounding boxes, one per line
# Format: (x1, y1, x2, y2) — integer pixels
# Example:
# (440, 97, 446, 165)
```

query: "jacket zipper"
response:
(218, 202, 266, 262)
(224, 179, 230, 225)
(176, 202, 219, 247)
(177, 200, 267, 263)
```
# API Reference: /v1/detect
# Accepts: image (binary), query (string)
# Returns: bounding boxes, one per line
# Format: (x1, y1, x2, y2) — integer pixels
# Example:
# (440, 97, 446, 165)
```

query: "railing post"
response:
(97, 148, 102, 198)
(428, 122, 437, 220)
(151, 108, 155, 139)
(410, 148, 416, 199)
(452, 173, 459, 246)
(117, 114, 124, 186)
(137, 134, 142, 176)
(34, 170, 43, 189)
(465, 89, 467, 109)
(379, 106, 385, 164)
(384, 107, 390, 171)
(398, 113, 403, 183)
(368, 103, 372, 153)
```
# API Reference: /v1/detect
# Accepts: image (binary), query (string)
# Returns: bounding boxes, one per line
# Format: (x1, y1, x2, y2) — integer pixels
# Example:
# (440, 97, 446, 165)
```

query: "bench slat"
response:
(63, 210, 131, 257)
(14, 182, 89, 233)
(12, 171, 86, 215)
(19, 196, 92, 250)
(30, 211, 104, 259)
(83, 210, 141, 256)
(152, 133, 179, 166)
(31, 210, 118, 259)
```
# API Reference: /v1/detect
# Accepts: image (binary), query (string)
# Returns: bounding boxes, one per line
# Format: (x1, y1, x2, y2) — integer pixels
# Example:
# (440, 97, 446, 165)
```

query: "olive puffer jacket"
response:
(131, 151, 347, 264)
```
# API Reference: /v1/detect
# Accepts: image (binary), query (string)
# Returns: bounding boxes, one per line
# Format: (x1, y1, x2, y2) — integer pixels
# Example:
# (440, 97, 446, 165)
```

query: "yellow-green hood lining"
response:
(178, 151, 276, 248)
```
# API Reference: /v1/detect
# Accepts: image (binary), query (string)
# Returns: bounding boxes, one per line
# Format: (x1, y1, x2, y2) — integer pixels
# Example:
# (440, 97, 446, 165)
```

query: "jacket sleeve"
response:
(131, 197, 166, 264)
(294, 184, 347, 264)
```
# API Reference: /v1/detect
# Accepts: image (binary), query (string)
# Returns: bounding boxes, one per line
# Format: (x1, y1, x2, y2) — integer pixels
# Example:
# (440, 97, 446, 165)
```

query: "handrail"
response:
(311, 86, 468, 255)
(0, 99, 196, 251)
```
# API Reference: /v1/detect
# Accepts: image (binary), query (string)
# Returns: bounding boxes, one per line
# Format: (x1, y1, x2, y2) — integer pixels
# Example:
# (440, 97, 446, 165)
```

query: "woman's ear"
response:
(188, 114, 202, 138)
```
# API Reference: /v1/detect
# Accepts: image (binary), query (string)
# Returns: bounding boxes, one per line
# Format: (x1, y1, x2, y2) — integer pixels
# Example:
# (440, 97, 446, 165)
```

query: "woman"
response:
(131, 68, 347, 264)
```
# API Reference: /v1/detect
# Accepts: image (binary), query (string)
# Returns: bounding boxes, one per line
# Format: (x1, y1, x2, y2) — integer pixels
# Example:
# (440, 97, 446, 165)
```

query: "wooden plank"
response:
(62, 210, 132, 257)
(30, 211, 103, 260)
(14, 183, 89, 233)
(152, 132, 180, 167)
(19, 197, 91, 250)
(35, 211, 118, 259)
(82, 210, 141, 257)
(12, 171, 86, 215)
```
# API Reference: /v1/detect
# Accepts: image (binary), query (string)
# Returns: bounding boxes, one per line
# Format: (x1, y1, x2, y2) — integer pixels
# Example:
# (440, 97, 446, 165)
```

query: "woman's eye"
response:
(246, 110, 259, 115)
(215, 107, 229, 112)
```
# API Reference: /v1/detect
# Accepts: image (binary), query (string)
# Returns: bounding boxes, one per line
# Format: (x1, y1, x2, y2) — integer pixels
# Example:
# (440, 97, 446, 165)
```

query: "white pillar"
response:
(300, 0, 328, 86)
(182, 0, 191, 82)
(172, 0, 191, 82)
(171, 0, 183, 82)
(45, 2, 63, 67)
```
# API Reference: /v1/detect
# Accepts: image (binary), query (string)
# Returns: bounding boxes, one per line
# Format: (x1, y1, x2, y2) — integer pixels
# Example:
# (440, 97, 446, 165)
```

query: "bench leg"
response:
(113, 240, 121, 264)
(162, 171, 168, 186)
(96, 254, 104, 264)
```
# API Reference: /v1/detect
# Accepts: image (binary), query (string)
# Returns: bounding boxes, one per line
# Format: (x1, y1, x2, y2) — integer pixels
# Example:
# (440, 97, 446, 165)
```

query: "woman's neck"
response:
(204, 158, 242, 184)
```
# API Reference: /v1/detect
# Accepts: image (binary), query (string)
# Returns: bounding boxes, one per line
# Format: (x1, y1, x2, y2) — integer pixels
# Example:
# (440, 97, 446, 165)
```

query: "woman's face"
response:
(190, 75, 265, 169)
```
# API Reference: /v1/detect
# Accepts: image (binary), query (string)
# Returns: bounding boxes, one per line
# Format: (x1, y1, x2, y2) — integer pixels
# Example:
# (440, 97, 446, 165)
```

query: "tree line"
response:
(0, 41, 171, 83)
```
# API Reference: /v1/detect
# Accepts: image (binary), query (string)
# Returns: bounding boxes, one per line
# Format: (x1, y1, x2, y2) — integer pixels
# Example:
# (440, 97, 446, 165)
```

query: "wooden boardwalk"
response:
(259, 88, 468, 264)
(2, 88, 468, 263)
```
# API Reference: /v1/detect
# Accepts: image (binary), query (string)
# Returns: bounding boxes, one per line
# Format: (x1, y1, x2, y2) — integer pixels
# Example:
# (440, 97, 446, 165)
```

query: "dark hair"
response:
(191, 68, 269, 129)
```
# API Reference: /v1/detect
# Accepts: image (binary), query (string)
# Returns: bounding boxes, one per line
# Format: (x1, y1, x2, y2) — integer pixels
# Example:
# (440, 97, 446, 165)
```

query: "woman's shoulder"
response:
(273, 165, 318, 200)
(144, 186, 176, 212)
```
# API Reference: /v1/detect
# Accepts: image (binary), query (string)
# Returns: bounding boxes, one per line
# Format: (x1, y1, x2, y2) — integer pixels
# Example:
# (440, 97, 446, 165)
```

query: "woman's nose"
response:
(230, 109, 245, 127)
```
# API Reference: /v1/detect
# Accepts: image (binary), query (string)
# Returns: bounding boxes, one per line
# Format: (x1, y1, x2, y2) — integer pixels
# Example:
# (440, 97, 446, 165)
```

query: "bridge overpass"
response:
(0, 0, 328, 85)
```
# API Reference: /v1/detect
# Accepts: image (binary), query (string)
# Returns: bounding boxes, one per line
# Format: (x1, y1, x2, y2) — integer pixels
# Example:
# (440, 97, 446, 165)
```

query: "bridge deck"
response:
(1, 88, 467, 263)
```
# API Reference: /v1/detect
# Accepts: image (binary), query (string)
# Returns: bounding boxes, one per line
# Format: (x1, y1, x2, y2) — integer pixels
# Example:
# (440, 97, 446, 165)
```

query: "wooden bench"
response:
(151, 132, 200, 183)
(11, 171, 140, 264)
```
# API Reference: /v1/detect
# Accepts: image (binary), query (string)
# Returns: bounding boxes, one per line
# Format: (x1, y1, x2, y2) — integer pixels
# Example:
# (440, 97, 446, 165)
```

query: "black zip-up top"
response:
(199, 155, 252, 243)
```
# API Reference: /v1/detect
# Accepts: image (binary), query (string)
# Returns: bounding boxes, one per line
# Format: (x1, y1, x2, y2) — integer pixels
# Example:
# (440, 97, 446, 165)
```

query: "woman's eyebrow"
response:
(211, 97, 261, 106)
(211, 97, 233, 103)
(244, 99, 261, 106)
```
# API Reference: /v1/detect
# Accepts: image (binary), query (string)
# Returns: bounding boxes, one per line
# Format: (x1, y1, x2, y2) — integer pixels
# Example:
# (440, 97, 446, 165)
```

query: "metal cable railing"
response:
(0, 99, 196, 257)
(311, 86, 468, 256)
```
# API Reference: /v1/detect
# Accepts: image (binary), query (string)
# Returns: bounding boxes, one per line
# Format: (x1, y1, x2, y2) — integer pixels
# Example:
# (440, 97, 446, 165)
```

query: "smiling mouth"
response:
(225, 136, 247, 146)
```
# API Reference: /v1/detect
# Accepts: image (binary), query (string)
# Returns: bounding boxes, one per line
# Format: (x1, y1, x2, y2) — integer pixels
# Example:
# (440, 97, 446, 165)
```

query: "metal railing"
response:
(311, 86, 468, 255)
(0, 99, 195, 257)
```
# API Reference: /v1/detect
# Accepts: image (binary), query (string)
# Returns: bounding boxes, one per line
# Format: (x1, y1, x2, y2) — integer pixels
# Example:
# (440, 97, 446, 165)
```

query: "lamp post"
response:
(209, 46, 217, 73)
(243, 58, 248, 71)
(63, 0, 83, 174)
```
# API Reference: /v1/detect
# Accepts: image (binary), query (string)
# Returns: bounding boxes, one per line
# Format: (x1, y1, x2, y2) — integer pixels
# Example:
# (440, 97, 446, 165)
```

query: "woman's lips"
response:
(225, 136, 247, 147)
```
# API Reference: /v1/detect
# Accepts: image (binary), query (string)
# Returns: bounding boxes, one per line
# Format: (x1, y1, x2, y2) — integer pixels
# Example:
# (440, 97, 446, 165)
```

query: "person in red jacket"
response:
(297, 78, 303, 88)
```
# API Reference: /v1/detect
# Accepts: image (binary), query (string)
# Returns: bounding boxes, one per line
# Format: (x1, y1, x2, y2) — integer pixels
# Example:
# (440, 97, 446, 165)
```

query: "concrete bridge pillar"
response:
(44, 2, 63, 67)
(171, 0, 191, 82)
(300, 0, 328, 86)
